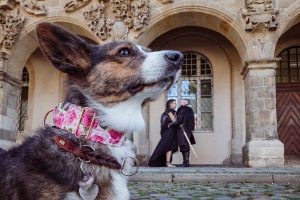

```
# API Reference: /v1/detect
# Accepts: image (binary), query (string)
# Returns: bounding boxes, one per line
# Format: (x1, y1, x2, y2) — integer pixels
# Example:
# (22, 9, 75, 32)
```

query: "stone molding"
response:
(0, 71, 21, 88)
(19, 0, 47, 16)
(242, 0, 279, 32)
(159, 0, 173, 4)
(64, 0, 91, 12)
(240, 58, 280, 79)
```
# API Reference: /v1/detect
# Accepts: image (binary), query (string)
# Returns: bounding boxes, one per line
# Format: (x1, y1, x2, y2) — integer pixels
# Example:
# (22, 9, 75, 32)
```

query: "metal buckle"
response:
(120, 157, 139, 176)
(74, 107, 96, 139)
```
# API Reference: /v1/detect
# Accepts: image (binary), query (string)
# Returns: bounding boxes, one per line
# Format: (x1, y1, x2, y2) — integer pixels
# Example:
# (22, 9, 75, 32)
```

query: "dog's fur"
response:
(0, 23, 182, 200)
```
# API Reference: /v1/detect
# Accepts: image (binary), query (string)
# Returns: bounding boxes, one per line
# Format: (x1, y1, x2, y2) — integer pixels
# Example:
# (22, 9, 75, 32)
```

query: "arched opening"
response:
(17, 67, 29, 133)
(147, 26, 244, 165)
(276, 22, 300, 164)
(9, 20, 98, 139)
(167, 52, 213, 132)
(7, 18, 98, 78)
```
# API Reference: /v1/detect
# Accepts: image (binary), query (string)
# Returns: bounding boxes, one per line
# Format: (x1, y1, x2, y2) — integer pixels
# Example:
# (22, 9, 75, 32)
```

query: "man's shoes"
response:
(181, 151, 190, 167)
(182, 162, 190, 167)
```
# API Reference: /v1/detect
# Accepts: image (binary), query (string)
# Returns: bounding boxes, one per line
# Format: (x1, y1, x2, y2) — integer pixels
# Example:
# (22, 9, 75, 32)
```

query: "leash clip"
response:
(120, 157, 139, 176)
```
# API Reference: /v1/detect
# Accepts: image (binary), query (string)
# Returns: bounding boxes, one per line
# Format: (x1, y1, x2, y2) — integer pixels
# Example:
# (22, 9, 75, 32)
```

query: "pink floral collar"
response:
(53, 103, 125, 146)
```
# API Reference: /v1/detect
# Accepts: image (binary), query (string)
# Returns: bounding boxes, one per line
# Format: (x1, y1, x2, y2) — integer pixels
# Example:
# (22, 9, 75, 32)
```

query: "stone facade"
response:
(1, 0, 300, 167)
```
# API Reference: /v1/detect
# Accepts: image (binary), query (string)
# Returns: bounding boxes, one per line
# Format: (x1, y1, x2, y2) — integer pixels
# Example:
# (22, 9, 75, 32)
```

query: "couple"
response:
(148, 99, 196, 167)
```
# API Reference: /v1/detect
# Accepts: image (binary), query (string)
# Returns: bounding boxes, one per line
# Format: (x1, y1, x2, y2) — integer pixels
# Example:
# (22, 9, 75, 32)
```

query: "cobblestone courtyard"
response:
(129, 182, 300, 200)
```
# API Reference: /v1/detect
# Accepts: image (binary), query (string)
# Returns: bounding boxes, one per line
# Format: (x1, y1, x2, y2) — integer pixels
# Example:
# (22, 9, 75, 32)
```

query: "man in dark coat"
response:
(176, 99, 196, 167)
(0, 148, 6, 155)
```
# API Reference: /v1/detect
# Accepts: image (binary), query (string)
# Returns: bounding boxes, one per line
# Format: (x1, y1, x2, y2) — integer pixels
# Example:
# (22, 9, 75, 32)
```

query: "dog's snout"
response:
(164, 51, 183, 66)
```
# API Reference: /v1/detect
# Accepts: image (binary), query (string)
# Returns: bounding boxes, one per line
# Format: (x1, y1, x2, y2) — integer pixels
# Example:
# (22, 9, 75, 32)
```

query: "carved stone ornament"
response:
(19, 0, 47, 16)
(0, 0, 47, 16)
(242, 0, 279, 32)
(83, 0, 150, 41)
(0, 11, 25, 70)
(0, 0, 17, 10)
(159, 0, 173, 4)
(64, 0, 91, 12)
(83, 1, 110, 40)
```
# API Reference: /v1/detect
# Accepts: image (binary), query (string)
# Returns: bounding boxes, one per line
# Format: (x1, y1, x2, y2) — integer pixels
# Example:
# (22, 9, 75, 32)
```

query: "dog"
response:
(0, 22, 182, 200)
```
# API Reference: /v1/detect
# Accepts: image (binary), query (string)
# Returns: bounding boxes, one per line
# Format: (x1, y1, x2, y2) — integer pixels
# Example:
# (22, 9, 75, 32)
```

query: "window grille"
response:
(17, 67, 29, 132)
(277, 47, 300, 83)
(167, 53, 213, 132)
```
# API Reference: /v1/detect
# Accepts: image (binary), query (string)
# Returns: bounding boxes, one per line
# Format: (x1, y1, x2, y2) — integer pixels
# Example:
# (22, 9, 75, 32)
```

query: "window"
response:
(167, 53, 213, 132)
(17, 67, 29, 132)
(277, 47, 300, 83)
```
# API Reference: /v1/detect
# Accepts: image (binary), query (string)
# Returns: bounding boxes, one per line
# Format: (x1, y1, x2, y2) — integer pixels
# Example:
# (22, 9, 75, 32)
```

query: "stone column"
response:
(0, 70, 21, 145)
(241, 59, 284, 167)
(134, 103, 151, 165)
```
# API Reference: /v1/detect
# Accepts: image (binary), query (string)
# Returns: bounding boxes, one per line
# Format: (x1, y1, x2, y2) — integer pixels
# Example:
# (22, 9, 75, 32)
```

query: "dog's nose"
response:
(164, 51, 183, 66)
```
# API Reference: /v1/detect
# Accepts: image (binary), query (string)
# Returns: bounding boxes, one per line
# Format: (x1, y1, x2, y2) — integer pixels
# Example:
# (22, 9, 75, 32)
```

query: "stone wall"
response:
(0, 72, 20, 141)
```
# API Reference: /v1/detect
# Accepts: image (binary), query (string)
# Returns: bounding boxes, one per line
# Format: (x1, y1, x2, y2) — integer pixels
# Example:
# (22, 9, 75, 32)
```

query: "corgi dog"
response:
(0, 22, 182, 200)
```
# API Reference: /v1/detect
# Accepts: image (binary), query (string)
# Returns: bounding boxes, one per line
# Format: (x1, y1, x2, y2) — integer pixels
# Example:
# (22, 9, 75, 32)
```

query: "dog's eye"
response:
(119, 48, 130, 56)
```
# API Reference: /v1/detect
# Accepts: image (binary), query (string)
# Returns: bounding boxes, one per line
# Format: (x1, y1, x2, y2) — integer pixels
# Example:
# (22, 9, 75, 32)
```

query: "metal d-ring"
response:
(43, 109, 54, 128)
(80, 161, 95, 175)
(120, 157, 139, 176)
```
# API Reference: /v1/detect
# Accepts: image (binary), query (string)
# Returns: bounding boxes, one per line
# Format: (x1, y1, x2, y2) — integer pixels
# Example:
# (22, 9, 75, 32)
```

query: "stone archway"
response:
(7, 17, 98, 78)
(135, 2, 251, 62)
(274, 3, 300, 165)
(2, 18, 98, 142)
(134, 5, 249, 165)
(275, 18, 300, 164)
(274, 2, 300, 46)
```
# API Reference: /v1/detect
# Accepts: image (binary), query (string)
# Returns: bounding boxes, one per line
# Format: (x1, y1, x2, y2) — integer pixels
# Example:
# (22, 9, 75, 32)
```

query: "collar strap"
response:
(53, 102, 125, 146)
(53, 135, 121, 169)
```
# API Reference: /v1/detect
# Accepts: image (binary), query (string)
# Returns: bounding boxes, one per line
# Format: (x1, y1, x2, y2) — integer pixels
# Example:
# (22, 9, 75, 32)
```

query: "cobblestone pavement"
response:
(129, 182, 300, 200)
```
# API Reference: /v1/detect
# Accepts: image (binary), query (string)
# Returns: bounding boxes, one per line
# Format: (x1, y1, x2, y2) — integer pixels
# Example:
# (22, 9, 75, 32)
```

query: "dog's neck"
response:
(64, 87, 145, 134)
(89, 98, 145, 134)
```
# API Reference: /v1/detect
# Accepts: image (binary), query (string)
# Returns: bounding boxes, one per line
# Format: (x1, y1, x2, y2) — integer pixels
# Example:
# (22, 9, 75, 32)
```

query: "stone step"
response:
(129, 166, 300, 184)
(285, 156, 300, 167)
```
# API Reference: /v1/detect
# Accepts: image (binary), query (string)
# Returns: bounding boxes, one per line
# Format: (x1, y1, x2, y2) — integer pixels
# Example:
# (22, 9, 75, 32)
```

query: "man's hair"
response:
(180, 99, 189, 106)
(182, 99, 190, 105)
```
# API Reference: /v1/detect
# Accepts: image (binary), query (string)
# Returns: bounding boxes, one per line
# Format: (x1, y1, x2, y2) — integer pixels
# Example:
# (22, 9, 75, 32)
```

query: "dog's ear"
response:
(36, 22, 92, 75)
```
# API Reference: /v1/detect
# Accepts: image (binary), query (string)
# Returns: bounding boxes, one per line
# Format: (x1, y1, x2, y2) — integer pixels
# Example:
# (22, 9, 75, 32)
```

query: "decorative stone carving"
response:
(18, 0, 47, 16)
(110, 0, 132, 38)
(159, 0, 173, 4)
(64, 0, 91, 12)
(242, 0, 279, 32)
(0, 11, 25, 70)
(131, 0, 149, 31)
(1, 0, 47, 16)
(83, 1, 109, 40)
(111, 0, 131, 22)
(83, 0, 150, 41)
(0, 0, 17, 10)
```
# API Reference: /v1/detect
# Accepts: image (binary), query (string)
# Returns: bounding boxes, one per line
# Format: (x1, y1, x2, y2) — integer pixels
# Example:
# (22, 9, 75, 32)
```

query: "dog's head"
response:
(36, 23, 182, 132)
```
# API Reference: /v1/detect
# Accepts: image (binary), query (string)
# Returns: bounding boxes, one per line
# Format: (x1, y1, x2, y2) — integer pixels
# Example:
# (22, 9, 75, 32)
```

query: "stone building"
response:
(0, 0, 299, 167)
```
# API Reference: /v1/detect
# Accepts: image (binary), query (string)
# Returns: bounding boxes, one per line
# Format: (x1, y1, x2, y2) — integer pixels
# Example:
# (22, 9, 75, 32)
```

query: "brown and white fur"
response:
(0, 23, 182, 200)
